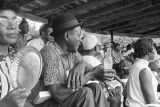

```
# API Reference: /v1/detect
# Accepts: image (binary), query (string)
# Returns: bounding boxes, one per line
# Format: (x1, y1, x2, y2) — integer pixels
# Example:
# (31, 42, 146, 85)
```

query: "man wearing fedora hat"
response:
(40, 13, 120, 107)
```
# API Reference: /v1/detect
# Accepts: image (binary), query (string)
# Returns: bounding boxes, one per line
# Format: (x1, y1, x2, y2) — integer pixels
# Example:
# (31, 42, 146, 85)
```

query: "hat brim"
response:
(50, 21, 83, 36)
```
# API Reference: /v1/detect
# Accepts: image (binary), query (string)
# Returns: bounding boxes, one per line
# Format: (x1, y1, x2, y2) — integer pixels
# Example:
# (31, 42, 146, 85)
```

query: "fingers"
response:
(7, 88, 30, 101)
(103, 69, 116, 75)
(103, 69, 115, 81)
(72, 70, 76, 90)
(107, 96, 114, 102)
(67, 69, 72, 88)
(115, 86, 121, 98)
(79, 72, 83, 87)
(75, 71, 81, 89)
(110, 89, 116, 97)
(67, 62, 86, 90)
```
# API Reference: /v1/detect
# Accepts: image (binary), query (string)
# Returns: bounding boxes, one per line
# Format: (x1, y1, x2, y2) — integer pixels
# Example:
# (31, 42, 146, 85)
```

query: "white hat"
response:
(82, 34, 98, 50)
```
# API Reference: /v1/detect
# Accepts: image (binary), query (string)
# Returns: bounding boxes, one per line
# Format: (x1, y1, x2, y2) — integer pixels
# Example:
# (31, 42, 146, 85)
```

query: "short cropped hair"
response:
(39, 24, 52, 35)
(0, 0, 18, 13)
(19, 18, 29, 30)
(134, 37, 154, 58)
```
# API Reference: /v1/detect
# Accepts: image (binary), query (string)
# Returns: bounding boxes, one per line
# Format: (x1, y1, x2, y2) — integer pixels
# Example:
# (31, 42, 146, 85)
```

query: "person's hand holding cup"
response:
(103, 69, 116, 81)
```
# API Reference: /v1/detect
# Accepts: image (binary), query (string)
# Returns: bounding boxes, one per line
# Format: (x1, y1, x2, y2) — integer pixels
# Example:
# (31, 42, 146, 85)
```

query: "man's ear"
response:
(41, 31, 45, 36)
(64, 32, 69, 41)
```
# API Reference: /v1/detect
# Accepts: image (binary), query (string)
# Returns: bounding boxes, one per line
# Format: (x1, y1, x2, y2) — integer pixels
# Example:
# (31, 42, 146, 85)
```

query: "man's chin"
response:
(67, 47, 77, 53)
(67, 49, 77, 53)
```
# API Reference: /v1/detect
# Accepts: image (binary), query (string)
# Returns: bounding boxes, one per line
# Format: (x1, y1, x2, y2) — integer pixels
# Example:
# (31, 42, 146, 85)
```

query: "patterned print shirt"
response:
(40, 42, 82, 86)
(40, 41, 63, 85)
(0, 47, 17, 99)
(12, 32, 28, 50)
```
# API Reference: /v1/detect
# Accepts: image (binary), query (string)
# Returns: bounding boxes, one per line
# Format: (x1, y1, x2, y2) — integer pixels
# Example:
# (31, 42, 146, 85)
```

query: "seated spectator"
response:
(149, 60, 160, 85)
(0, 1, 32, 107)
(40, 13, 121, 107)
(149, 60, 160, 76)
(27, 24, 53, 51)
(82, 34, 101, 66)
(126, 37, 158, 107)
(12, 18, 29, 50)
(82, 34, 125, 88)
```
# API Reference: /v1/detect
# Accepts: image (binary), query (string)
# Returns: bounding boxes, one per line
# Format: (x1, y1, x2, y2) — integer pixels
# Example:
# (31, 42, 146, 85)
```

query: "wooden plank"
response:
(19, 0, 33, 6)
(113, 32, 159, 38)
(84, 1, 150, 27)
(129, 22, 160, 34)
(125, 25, 158, 34)
(31, 0, 76, 15)
(44, 0, 107, 17)
(77, 0, 142, 20)
(106, 14, 160, 32)
(18, 12, 48, 23)
(68, 0, 113, 14)
(140, 26, 160, 34)
(149, 31, 160, 35)
(88, 2, 160, 31)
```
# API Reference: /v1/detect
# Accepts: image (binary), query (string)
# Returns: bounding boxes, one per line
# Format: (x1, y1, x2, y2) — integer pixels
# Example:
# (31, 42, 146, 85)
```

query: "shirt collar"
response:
(136, 58, 149, 65)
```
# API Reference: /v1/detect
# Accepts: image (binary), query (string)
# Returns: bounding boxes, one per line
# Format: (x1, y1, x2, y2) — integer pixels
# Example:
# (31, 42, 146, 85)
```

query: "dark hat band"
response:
(54, 19, 81, 33)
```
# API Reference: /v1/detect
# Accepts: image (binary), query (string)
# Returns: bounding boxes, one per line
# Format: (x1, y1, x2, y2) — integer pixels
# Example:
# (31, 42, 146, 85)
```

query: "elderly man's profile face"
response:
(0, 10, 18, 45)
(66, 26, 82, 52)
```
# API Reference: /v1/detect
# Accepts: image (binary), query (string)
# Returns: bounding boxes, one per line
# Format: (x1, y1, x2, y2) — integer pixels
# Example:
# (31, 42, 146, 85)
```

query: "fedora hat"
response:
(51, 13, 82, 35)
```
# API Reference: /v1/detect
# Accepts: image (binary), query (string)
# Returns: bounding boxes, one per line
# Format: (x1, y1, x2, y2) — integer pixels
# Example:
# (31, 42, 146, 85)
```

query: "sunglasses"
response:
(0, 17, 19, 28)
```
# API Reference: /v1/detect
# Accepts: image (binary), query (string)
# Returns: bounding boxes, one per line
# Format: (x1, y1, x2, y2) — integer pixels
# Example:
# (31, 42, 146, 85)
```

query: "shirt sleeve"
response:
(40, 45, 61, 86)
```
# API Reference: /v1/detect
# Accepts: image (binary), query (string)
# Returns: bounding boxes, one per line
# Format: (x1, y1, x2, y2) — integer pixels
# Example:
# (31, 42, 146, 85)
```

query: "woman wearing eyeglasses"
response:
(126, 38, 159, 107)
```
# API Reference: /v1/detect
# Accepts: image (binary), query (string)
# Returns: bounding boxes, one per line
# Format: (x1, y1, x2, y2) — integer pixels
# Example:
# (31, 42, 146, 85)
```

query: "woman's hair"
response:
(19, 18, 29, 30)
(126, 44, 132, 51)
(134, 37, 154, 58)
(0, 0, 18, 13)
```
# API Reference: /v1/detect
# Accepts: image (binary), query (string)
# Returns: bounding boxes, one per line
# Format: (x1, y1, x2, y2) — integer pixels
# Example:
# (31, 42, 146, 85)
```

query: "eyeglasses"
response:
(0, 17, 19, 28)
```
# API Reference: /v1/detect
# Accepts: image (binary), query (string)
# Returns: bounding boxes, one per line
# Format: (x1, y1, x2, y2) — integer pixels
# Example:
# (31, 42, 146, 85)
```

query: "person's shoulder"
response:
(41, 42, 53, 52)
(28, 37, 41, 42)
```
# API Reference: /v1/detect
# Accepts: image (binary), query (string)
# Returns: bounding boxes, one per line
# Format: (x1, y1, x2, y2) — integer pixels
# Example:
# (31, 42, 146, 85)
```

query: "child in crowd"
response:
(149, 60, 160, 81)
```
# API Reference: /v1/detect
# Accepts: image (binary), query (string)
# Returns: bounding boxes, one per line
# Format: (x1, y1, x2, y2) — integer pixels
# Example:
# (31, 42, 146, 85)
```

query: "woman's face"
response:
(0, 10, 18, 45)
(149, 47, 157, 60)
(149, 61, 159, 72)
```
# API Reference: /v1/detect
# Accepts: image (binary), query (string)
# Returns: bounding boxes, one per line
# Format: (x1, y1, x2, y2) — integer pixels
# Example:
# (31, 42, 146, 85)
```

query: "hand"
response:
(121, 82, 126, 88)
(4, 88, 31, 107)
(93, 65, 116, 81)
(107, 86, 121, 107)
(67, 61, 86, 90)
